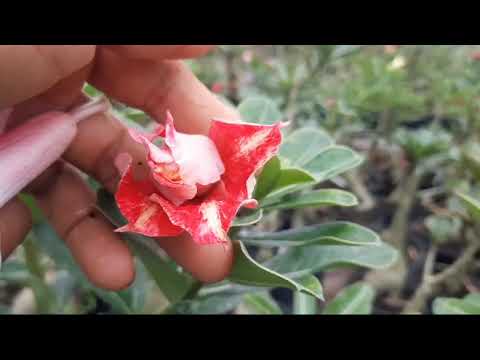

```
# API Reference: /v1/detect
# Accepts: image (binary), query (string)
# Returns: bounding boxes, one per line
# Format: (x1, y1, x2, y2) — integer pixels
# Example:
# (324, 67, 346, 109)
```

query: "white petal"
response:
(164, 111, 225, 186)
(171, 132, 225, 186)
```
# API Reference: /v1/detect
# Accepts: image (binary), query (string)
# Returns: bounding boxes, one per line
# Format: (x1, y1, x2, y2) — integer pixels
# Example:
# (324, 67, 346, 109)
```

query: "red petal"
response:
(209, 120, 283, 205)
(150, 121, 283, 245)
(115, 165, 183, 237)
(150, 184, 233, 245)
(151, 171, 197, 206)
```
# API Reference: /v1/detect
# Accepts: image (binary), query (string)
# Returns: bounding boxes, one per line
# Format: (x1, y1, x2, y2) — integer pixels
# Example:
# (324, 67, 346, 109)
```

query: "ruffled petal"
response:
(128, 123, 164, 144)
(164, 111, 225, 186)
(125, 115, 224, 205)
(151, 171, 197, 206)
(115, 165, 184, 237)
(209, 119, 283, 205)
(150, 184, 233, 245)
(127, 124, 197, 204)
(150, 120, 283, 245)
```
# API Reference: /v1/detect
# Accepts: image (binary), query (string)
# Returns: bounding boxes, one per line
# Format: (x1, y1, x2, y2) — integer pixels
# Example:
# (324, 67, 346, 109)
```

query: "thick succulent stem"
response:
(402, 230, 480, 314)
(365, 169, 422, 293)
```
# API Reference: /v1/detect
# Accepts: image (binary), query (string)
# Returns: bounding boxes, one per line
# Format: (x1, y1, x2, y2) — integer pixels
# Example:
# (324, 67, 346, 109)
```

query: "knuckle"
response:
(62, 206, 98, 244)
(143, 60, 183, 114)
(34, 45, 96, 81)
(92, 125, 130, 192)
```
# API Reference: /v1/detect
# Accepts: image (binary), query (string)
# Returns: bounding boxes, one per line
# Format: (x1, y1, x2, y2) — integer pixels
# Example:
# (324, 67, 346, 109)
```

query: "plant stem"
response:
(365, 169, 422, 292)
(387, 170, 422, 258)
(285, 49, 327, 125)
(183, 281, 203, 300)
(293, 292, 317, 315)
(345, 169, 375, 211)
(402, 230, 480, 314)
(224, 50, 239, 105)
(431, 237, 480, 286)
(24, 238, 44, 279)
(401, 245, 437, 314)
(368, 109, 391, 159)
(23, 237, 53, 313)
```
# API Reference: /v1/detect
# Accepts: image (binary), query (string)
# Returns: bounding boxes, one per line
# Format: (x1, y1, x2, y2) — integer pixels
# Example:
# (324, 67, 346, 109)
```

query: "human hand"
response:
(0, 45, 240, 290)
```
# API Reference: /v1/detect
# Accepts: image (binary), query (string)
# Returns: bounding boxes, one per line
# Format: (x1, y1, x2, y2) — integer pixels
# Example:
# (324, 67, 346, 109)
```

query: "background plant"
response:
(1, 45, 480, 315)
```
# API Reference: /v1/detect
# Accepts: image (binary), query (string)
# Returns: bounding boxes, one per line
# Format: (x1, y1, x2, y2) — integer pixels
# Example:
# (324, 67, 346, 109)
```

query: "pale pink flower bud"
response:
(0, 98, 109, 209)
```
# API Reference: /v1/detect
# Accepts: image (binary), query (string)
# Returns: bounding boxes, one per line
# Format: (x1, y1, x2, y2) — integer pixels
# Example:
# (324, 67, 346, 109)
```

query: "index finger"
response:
(89, 46, 240, 135)
(104, 45, 215, 60)
(0, 45, 95, 108)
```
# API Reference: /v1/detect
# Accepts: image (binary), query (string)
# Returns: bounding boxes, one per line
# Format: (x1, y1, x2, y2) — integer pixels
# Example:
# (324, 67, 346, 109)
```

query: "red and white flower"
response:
(114, 112, 283, 245)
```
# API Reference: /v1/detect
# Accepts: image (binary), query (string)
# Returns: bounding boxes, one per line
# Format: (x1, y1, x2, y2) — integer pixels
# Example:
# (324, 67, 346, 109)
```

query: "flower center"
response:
(153, 162, 183, 183)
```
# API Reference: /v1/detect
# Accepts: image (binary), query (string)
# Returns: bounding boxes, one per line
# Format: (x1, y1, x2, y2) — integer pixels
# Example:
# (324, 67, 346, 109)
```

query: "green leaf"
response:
(323, 282, 375, 315)
(83, 83, 103, 98)
(464, 293, 480, 307)
(253, 157, 281, 200)
(456, 192, 480, 223)
(166, 293, 244, 315)
(243, 293, 283, 315)
(232, 209, 264, 227)
(126, 236, 195, 304)
(394, 128, 451, 161)
(273, 168, 316, 190)
(111, 108, 148, 131)
(303, 146, 363, 182)
(96, 189, 196, 304)
(33, 223, 83, 278)
(331, 45, 366, 59)
(91, 289, 133, 314)
(123, 108, 148, 122)
(262, 189, 358, 211)
(0, 260, 30, 283)
(33, 222, 133, 314)
(261, 147, 362, 206)
(50, 270, 77, 313)
(279, 127, 333, 168)
(117, 259, 149, 313)
(461, 142, 480, 181)
(425, 215, 462, 244)
(95, 189, 127, 226)
(238, 96, 283, 124)
(259, 169, 316, 206)
(298, 274, 323, 298)
(18, 193, 44, 224)
(265, 242, 398, 277)
(253, 156, 317, 202)
(238, 222, 381, 247)
(255, 127, 362, 206)
(228, 241, 324, 300)
(433, 297, 480, 315)
(293, 275, 321, 315)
